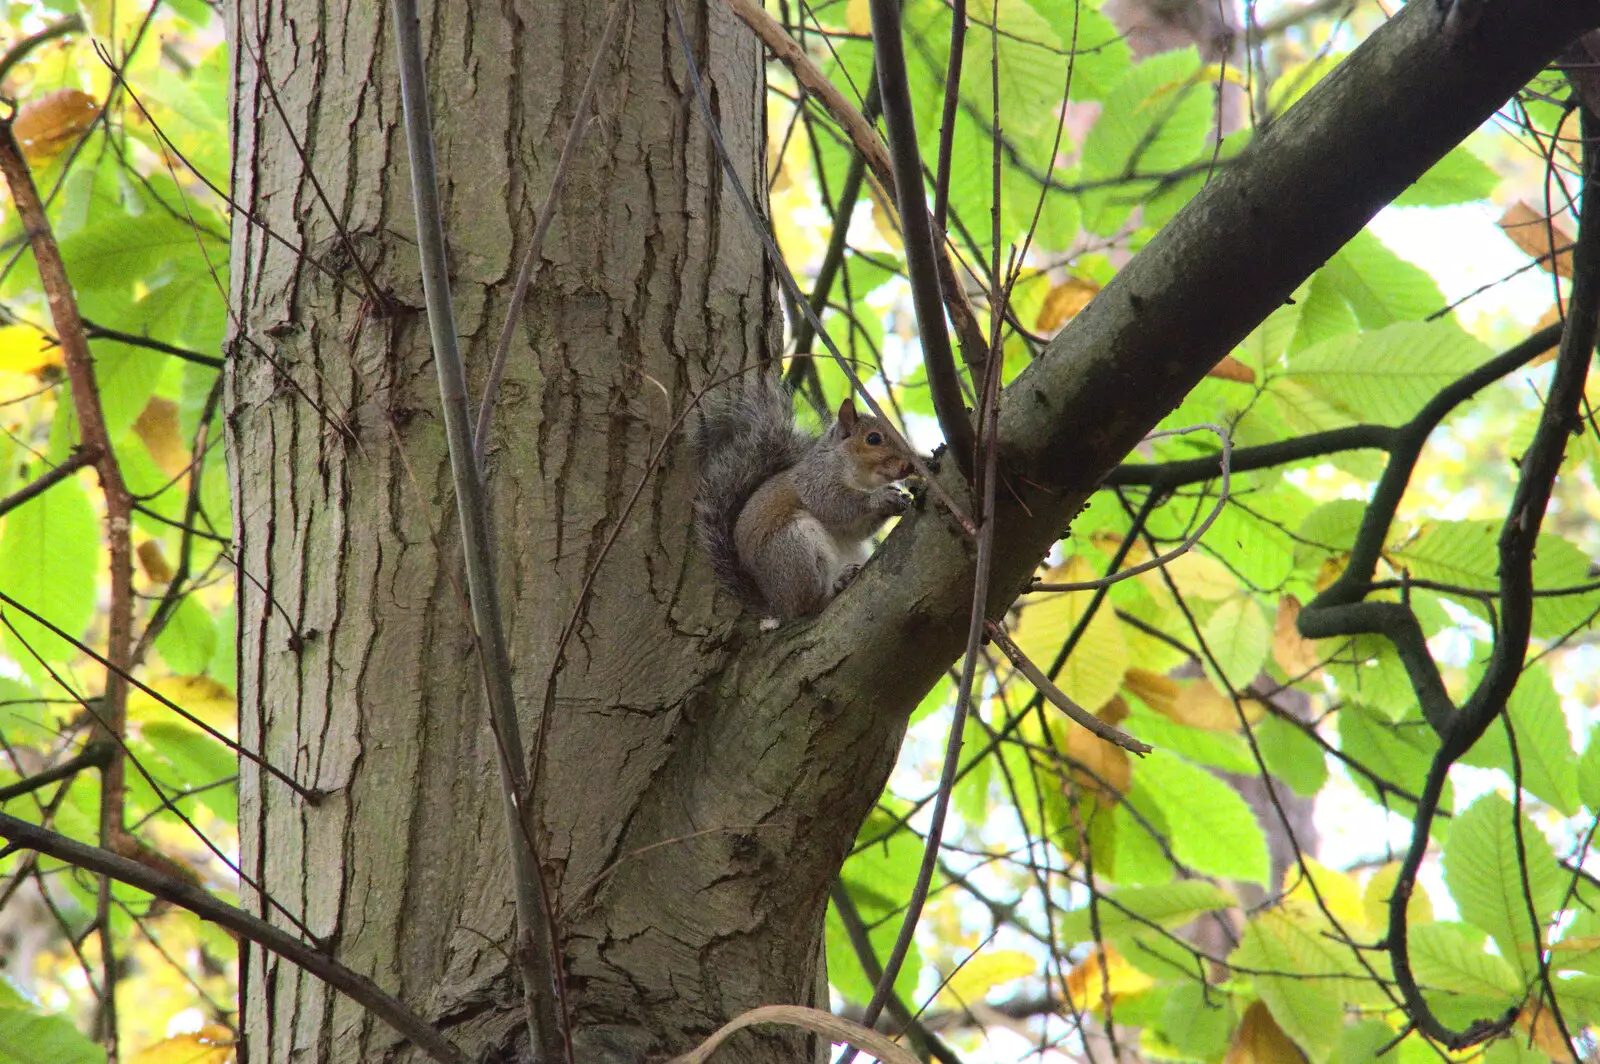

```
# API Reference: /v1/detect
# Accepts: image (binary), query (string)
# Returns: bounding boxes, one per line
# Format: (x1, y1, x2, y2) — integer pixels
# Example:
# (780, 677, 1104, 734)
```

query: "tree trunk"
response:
(225, 0, 1600, 1060)
(226, 2, 824, 1059)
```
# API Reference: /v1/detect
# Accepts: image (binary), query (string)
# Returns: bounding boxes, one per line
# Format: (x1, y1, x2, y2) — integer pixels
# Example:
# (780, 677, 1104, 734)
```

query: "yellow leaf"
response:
(846, 0, 872, 34)
(13, 89, 100, 161)
(134, 397, 190, 477)
(1123, 668, 1179, 716)
(1224, 1000, 1308, 1064)
(1362, 862, 1433, 933)
(1165, 551, 1238, 600)
(1271, 596, 1321, 679)
(1064, 945, 1153, 1013)
(128, 675, 236, 733)
(130, 1025, 235, 1064)
(1036, 277, 1100, 332)
(1282, 856, 1368, 934)
(1063, 695, 1131, 806)
(1013, 556, 1128, 711)
(1499, 201, 1573, 278)
(1171, 678, 1264, 731)
(0, 324, 60, 374)
(1313, 556, 1346, 592)
(937, 949, 1036, 1006)
(1207, 354, 1256, 383)
(1516, 1003, 1575, 1063)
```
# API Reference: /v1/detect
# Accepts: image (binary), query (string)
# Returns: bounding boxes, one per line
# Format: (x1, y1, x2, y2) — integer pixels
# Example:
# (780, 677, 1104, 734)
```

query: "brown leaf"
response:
(1271, 596, 1321, 679)
(1224, 1001, 1309, 1064)
(1036, 277, 1100, 332)
(1207, 354, 1256, 383)
(1172, 677, 1265, 730)
(1064, 695, 1131, 805)
(13, 89, 100, 161)
(1500, 201, 1574, 278)
(137, 541, 175, 584)
(134, 397, 190, 477)
(1517, 1002, 1579, 1063)
(1123, 667, 1179, 716)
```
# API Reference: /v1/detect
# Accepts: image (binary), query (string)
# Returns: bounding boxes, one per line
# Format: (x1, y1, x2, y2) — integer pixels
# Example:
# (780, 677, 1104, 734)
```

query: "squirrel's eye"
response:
(865, 431, 883, 446)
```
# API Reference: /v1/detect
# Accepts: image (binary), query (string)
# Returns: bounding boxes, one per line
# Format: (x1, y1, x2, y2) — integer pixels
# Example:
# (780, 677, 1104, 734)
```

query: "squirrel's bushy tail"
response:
(693, 375, 810, 609)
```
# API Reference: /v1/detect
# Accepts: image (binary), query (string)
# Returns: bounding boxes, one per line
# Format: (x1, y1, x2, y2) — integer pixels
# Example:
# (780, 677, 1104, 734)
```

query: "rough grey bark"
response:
(228, 1, 785, 1059)
(225, 0, 1600, 1062)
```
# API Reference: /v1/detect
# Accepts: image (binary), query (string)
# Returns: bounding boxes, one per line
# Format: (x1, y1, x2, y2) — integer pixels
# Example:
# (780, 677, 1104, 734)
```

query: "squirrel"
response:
(694, 376, 917, 622)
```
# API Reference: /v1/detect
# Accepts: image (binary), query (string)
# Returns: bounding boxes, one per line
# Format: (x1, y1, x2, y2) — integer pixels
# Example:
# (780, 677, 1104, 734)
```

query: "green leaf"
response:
(1320, 229, 1444, 327)
(136, 721, 237, 825)
(1231, 911, 1349, 1061)
(1205, 504, 1295, 592)
(1079, 49, 1211, 236)
(1140, 750, 1269, 884)
(0, 984, 104, 1064)
(1110, 777, 1177, 885)
(1326, 638, 1418, 724)
(1443, 792, 1563, 982)
(1550, 908, 1600, 976)
(1389, 523, 1600, 639)
(1581, 738, 1600, 813)
(154, 596, 218, 676)
(1328, 1019, 1403, 1064)
(0, 476, 99, 686)
(1123, 706, 1256, 775)
(1408, 921, 1522, 998)
(1202, 596, 1270, 689)
(1337, 704, 1439, 813)
(1459, 664, 1579, 816)
(1022, 0, 1129, 102)
(1548, 975, 1600, 1024)
(1393, 145, 1499, 207)
(1256, 714, 1328, 798)
(1158, 982, 1235, 1060)
(1289, 271, 1362, 354)
(1281, 320, 1489, 426)
(1057, 881, 1236, 944)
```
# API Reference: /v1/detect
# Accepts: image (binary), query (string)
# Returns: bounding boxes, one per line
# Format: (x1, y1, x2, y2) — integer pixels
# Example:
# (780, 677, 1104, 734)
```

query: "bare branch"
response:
(388, 3, 566, 1058)
(0, 813, 467, 1064)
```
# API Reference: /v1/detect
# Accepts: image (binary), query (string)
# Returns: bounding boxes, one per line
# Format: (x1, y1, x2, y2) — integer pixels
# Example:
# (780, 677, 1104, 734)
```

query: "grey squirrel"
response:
(694, 377, 916, 621)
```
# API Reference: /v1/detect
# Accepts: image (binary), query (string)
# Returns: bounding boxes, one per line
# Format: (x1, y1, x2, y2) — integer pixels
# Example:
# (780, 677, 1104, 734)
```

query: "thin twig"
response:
(473, 0, 623, 472)
(668, 0, 974, 534)
(933, 0, 966, 235)
(869, 0, 975, 479)
(1379, 110, 1600, 1052)
(839, 202, 1004, 1064)
(984, 626, 1151, 754)
(0, 739, 112, 802)
(0, 445, 99, 519)
(0, 113, 134, 1058)
(721, 0, 989, 375)
(388, 5, 567, 1059)
(0, 14, 83, 86)
(1033, 423, 1233, 592)
(0, 812, 466, 1064)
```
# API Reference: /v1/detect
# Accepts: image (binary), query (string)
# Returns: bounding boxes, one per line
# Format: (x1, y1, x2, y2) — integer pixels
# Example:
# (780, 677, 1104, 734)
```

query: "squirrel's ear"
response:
(837, 398, 858, 434)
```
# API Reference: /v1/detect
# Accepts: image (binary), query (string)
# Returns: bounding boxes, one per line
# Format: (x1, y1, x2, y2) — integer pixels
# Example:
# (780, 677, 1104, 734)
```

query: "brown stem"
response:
(0, 115, 134, 1057)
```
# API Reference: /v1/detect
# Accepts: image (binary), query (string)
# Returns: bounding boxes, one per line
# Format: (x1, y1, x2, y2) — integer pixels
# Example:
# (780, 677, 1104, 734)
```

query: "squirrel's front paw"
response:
(833, 563, 863, 594)
(874, 486, 912, 516)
